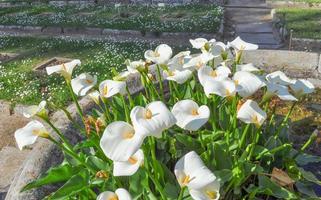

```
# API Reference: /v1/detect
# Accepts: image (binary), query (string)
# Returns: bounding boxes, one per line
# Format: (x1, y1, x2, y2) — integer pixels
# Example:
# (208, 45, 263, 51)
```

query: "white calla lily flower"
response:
(144, 44, 172, 64)
(236, 63, 260, 72)
(99, 80, 126, 98)
(266, 71, 295, 85)
(71, 73, 97, 96)
(189, 180, 221, 200)
(174, 151, 220, 192)
(23, 100, 47, 118)
(183, 53, 214, 70)
(113, 149, 144, 176)
(203, 78, 236, 98)
(233, 71, 265, 98)
(266, 83, 298, 101)
(100, 121, 144, 162)
(172, 100, 210, 131)
(168, 51, 191, 71)
(88, 90, 101, 105)
(190, 38, 216, 52)
(164, 69, 192, 84)
(290, 79, 315, 98)
(130, 101, 176, 138)
(97, 188, 132, 200)
(46, 59, 81, 80)
(237, 100, 267, 126)
(125, 59, 145, 73)
(198, 65, 231, 85)
(228, 36, 258, 51)
(211, 42, 228, 58)
(14, 120, 49, 150)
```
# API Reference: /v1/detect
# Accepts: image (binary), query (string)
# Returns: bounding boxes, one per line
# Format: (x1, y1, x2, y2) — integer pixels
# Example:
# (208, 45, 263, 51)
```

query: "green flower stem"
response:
(211, 95, 217, 131)
(293, 131, 318, 159)
(47, 136, 96, 173)
(247, 126, 262, 161)
(125, 85, 134, 108)
(149, 137, 157, 161)
(66, 81, 84, 123)
(58, 106, 83, 131)
(120, 95, 130, 123)
(142, 72, 161, 100)
(101, 98, 112, 122)
(239, 124, 251, 150)
(275, 102, 297, 137)
(145, 167, 167, 200)
(178, 186, 186, 200)
(257, 144, 292, 160)
(42, 117, 74, 151)
(156, 64, 165, 101)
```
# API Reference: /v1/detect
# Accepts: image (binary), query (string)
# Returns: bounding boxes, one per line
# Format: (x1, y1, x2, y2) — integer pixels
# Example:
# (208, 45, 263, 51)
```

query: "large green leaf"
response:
(175, 133, 202, 153)
(129, 169, 149, 198)
(298, 168, 321, 186)
(85, 155, 108, 171)
(48, 169, 90, 200)
(257, 175, 297, 199)
(210, 142, 232, 170)
(295, 153, 321, 166)
(21, 163, 78, 192)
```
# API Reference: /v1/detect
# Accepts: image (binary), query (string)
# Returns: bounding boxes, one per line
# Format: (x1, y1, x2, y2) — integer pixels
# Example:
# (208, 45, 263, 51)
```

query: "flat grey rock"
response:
(0, 147, 30, 197)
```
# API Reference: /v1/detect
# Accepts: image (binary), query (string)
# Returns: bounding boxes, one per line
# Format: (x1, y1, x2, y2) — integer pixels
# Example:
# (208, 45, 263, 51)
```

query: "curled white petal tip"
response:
(203, 78, 236, 98)
(113, 149, 144, 177)
(172, 100, 210, 131)
(46, 59, 81, 77)
(14, 120, 47, 150)
(290, 79, 315, 98)
(266, 71, 295, 86)
(71, 73, 97, 96)
(237, 100, 267, 126)
(233, 71, 265, 98)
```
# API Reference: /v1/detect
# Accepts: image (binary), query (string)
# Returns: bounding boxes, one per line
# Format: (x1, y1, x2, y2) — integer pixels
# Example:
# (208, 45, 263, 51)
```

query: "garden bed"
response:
(0, 4, 223, 33)
(268, 0, 321, 8)
(275, 8, 321, 40)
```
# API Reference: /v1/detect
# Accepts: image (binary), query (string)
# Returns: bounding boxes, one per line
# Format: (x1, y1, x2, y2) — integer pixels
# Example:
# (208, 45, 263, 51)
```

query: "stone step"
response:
(0, 147, 30, 200)
(226, 8, 272, 24)
(238, 32, 282, 45)
(235, 22, 274, 33)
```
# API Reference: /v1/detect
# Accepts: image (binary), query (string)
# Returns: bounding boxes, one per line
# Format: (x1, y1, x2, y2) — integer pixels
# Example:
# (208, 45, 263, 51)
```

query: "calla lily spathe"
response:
(15, 120, 49, 150)
(168, 51, 191, 71)
(198, 65, 231, 85)
(163, 69, 192, 84)
(46, 59, 81, 80)
(125, 59, 145, 73)
(97, 188, 132, 200)
(233, 71, 265, 98)
(290, 79, 315, 98)
(210, 42, 228, 58)
(266, 71, 295, 86)
(228, 36, 258, 51)
(100, 121, 144, 162)
(88, 91, 101, 105)
(189, 181, 221, 200)
(236, 63, 260, 72)
(190, 38, 216, 52)
(113, 149, 144, 177)
(99, 80, 126, 98)
(266, 83, 297, 101)
(203, 78, 236, 98)
(237, 100, 267, 126)
(71, 73, 97, 96)
(172, 100, 210, 131)
(183, 53, 214, 70)
(174, 151, 220, 198)
(130, 101, 176, 138)
(23, 100, 47, 118)
(144, 44, 172, 64)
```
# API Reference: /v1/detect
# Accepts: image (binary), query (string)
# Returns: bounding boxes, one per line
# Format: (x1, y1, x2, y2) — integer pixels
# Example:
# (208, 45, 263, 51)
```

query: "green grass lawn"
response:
(276, 8, 321, 39)
(0, 36, 166, 106)
(0, 4, 223, 33)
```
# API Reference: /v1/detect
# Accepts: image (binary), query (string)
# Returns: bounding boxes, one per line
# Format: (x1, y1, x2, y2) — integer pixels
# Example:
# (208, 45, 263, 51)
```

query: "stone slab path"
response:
(224, 0, 283, 49)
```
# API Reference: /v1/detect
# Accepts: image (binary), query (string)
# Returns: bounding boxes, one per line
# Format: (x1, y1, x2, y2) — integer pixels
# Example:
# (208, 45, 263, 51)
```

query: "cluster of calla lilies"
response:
(14, 36, 315, 200)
